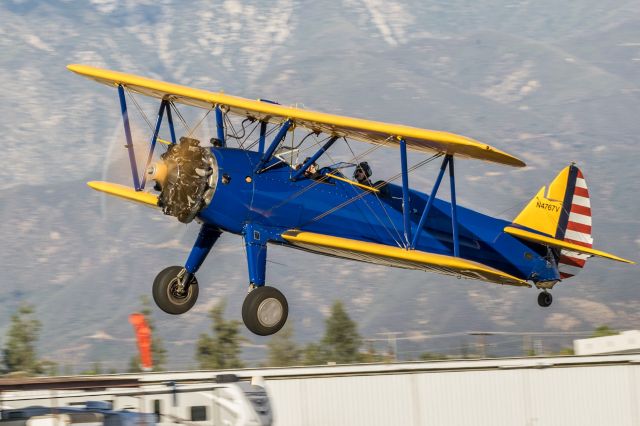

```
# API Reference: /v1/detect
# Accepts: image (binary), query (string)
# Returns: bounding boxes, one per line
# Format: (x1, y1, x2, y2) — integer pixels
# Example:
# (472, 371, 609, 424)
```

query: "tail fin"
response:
(512, 165, 593, 279)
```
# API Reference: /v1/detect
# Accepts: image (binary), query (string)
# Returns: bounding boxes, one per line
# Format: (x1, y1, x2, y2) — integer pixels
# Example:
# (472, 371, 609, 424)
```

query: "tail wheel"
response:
(152, 266, 199, 314)
(537, 291, 553, 308)
(242, 286, 288, 336)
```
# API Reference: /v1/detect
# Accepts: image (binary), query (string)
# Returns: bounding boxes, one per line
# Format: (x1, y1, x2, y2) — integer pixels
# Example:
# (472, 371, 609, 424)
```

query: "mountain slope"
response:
(0, 0, 637, 370)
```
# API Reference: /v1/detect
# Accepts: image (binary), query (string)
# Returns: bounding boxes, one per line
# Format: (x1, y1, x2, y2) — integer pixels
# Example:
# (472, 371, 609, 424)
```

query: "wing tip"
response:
(613, 256, 635, 265)
(87, 180, 101, 190)
(512, 157, 527, 168)
(67, 63, 84, 73)
(87, 181, 160, 207)
(487, 146, 527, 168)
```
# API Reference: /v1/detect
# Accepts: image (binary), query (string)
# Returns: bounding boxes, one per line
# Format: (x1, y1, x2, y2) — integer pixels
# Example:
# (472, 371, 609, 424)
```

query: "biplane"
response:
(68, 64, 634, 336)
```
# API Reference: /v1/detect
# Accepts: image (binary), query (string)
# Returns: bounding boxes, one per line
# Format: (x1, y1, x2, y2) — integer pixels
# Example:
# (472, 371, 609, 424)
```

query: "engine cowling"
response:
(146, 137, 217, 223)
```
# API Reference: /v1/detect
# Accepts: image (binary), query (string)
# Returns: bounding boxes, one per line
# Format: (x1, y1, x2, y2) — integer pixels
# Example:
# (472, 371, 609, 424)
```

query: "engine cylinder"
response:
(153, 137, 217, 223)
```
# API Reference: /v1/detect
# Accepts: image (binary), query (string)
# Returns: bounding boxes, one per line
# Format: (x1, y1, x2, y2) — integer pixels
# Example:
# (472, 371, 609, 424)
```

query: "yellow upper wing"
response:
(67, 64, 525, 168)
(281, 230, 530, 286)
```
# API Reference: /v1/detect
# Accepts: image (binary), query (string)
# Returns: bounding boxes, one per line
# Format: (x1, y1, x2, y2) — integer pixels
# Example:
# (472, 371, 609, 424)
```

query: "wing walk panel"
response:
(281, 230, 530, 287)
(67, 64, 525, 168)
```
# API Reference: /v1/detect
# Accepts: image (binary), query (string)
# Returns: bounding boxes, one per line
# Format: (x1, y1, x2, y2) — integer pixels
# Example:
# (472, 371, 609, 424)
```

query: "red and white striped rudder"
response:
(555, 166, 593, 279)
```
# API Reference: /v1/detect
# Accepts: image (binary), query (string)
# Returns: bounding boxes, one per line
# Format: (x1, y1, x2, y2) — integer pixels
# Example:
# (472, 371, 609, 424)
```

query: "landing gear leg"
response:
(241, 224, 288, 335)
(537, 291, 553, 308)
(152, 225, 222, 314)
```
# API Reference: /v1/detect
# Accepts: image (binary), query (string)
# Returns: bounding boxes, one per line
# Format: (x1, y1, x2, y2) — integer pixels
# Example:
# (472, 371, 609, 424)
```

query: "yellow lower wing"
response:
(88, 181, 159, 208)
(281, 230, 530, 287)
(504, 226, 634, 264)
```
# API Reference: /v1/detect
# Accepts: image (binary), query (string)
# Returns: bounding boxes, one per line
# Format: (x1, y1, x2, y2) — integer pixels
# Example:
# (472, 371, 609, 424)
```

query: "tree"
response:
(127, 356, 140, 373)
(359, 341, 390, 363)
(40, 360, 59, 376)
(128, 296, 167, 372)
(300, 343, 321, 365)
(3, 304, 43, 375)
(196, 300, 244, 369)
(80, 362, 103, 375)
(301, 301, 363, 366)
(556, 347, 575, 356)
(322, 301, 362, 364)
(591, 325, 619, 338)
(266, 323, 301, 367)
(419, 351, 448, 361)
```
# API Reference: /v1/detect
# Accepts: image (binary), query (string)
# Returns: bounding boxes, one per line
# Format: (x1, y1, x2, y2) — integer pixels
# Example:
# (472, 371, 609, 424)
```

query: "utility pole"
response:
(523, 334, 533, 356)
(534, 338, 544, 355)
(377, 332, 402, 362)
(469, 332, 493, 358)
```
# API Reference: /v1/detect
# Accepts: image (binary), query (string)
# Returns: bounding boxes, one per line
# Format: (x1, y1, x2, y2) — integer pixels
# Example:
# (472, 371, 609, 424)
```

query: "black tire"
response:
(152, 266, 199, 315)
(242, 286, 288, 336)
(537, 291, 553, 307)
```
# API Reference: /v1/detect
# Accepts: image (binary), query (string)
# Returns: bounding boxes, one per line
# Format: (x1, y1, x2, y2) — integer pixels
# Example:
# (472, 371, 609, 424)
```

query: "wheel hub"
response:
(257, 298, 283, 328)
(153, 266, 200, 315)
(168, 278, 190, 303)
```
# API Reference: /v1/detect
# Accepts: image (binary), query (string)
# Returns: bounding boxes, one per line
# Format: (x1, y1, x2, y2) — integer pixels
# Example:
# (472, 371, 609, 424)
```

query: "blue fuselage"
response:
(199, 148, 558, 283)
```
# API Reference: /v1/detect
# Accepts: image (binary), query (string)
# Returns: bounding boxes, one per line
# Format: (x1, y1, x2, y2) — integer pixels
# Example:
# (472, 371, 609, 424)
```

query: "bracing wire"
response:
(240, 120, 261, 149)
(258, 134, 332, 175)
(343, 138, 404, 246)
(122, 90, 448, 247)
(263, 135, 394, 214)
(311, 137, 403, 247)
(170, 102, 191, 134)
(224, 113, 261, 149)
(303, 153, 443, 227)
(125, 88, 155, 132)
(124, 88, 169, 154)
(245, 122, 280, 151)
(186, 108, 212, 139)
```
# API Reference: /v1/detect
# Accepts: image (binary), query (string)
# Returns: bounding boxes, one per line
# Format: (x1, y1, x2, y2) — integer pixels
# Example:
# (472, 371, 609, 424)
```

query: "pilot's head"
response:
(304, 157, 318, 175)
(354, 161, 372, 183)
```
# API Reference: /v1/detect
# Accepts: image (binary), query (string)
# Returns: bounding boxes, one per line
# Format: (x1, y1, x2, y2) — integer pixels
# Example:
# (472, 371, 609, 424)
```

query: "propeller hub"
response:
(155, 137, 217, 223)
(147, 162, 168, 187)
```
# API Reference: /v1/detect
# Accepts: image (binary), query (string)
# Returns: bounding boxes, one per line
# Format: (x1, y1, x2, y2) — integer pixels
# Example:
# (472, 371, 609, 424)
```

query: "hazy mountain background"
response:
(0, 0, 638, 371)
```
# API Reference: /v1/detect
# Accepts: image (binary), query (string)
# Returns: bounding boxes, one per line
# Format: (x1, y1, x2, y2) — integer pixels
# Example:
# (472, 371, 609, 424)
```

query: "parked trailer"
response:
(1, 401, 155, 426)
(0, 375, 271, 426)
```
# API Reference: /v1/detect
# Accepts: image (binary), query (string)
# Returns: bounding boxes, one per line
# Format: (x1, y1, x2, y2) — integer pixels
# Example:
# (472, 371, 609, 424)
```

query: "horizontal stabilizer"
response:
(504, 226, 634, 264)
(88, 181, 159, 208)
(282, 230, 530, 287)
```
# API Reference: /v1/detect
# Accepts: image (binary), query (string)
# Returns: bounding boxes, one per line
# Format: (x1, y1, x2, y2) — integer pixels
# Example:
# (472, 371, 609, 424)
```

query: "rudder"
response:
(512, 165, 593, 279)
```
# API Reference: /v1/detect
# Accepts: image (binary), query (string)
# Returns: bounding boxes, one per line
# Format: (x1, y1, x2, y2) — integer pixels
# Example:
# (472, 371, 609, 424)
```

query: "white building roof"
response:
(574, 330, 640, 355)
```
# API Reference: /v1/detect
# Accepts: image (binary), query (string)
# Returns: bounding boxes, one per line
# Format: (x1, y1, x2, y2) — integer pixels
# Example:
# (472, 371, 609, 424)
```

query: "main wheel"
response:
(152, 266, 199, 315)
(242, 286, 288, 336)
(537, 291, 553, 307)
